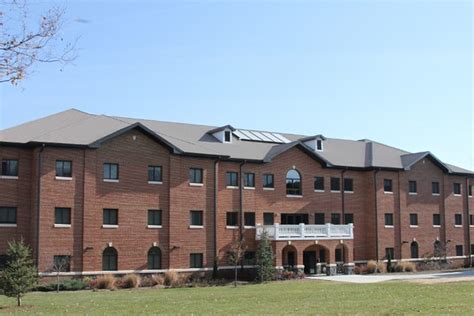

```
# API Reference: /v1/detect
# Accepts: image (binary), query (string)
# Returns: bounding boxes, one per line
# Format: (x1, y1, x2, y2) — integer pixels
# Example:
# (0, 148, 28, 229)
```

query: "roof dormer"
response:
(300, 135, 326, 152)
(207, 125, 235, 143)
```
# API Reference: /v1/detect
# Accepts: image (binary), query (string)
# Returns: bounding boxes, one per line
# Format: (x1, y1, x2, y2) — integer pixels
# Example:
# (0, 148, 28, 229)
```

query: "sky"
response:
(0, 0, 472, 170)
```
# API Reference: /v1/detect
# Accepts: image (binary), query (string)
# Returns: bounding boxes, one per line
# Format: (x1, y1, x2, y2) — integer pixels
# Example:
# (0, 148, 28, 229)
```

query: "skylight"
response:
(232, 129, 291, 144)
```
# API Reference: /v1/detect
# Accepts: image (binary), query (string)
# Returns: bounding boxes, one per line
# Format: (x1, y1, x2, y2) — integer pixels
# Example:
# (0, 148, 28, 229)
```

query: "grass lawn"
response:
(0, 280, 473, 315)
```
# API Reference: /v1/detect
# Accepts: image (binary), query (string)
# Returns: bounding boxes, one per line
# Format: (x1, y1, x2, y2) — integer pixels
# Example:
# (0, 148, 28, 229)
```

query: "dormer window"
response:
(224, 131, 231, 143)
(316, 139, 323, 151)
(301, 135, 325, 152)
(208, 125, 235, 143)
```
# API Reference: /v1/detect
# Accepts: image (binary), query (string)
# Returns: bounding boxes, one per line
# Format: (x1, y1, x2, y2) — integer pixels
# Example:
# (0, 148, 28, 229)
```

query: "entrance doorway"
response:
(303, 251, 317, 274)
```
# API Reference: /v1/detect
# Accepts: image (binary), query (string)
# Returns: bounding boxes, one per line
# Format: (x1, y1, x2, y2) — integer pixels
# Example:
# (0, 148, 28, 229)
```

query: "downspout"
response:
(239, 161, 246, 241)
(465, 177, 472, 268)
(212, 159, 219, 278)
(397, 171, 402, 260)
(81, 149, 86, 272)
(341, 169, 346, 223)
(373, 169, 379, 260)
(35, 144, 45, 267)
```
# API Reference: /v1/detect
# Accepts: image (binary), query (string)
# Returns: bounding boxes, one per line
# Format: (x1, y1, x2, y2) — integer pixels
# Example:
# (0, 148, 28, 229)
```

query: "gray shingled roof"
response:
(0, 109, 472, 175)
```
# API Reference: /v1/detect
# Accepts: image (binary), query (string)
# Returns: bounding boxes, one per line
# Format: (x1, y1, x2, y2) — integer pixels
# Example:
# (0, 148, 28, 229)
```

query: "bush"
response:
(164, 270, 180, 287)
(94, 275, 116, 290)
(394, 261, 417, 272)
(376, 262, 386, 273)
(353, 265, 361, 274)
(275, 270, 305, 280)
(119, 274, 141, 289)
(366, 260, 377, 274)
(34, 279, 87, 292)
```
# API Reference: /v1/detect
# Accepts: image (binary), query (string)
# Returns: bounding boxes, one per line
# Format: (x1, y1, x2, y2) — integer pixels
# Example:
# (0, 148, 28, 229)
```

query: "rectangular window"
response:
(409, 213, 418, 226)
(226, 212, 238, 226)
(103, 163, 119, 180)
(190, 253, 203, 268)
(53, 255, 71, 272)
(384, 213, 394, 226)
(315, 213, 325, 225)
(331, 213, 341, 225)
(433, 214, 441, 226)
(148, 165, 162, 182)
(455, 245, 463, 257)
(103, 209, 118, 225)
(263, 212, 274, 225)
(224, 131, 231, 142)
(384, 179, 393, 192)
(343, 178, 353, 192)
(432, 182, 440, 194)
(0, 207, 17, 224)
(1, 159, 18, 177)
(188, 168, 203, 184)
(408, 181, 417, 194)
(470, 214, 474, 226)
(385, 248, 394, 260)
(468, 185, 472, 197)
(330, 177, 340, 191)
(316, 139, 323, 151)
(344, 213, 354, 224)
(148, 210, 162, 226)
(55, 208, 71, 225)
(243, 251, 256, 265)
(314, 176, 324, 191)
(453, 183, 461, 195)
(244, 212, 255, 227)
(262, 174, 274, 188)
(0, 255, 7, 269)
(455, 214, 462, 226)
(190, 210, 203, 226)
(244, 173, 255, 188)
(226, 172, 238, 187)
(56, 160, 72, 178)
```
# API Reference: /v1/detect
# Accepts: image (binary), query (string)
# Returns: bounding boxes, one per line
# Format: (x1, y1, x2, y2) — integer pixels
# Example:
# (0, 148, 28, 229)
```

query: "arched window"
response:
(434, 240, 442, 257)
(102, 247, 118, 271)
(410, 242, 419, 259)
(148, 247, 161, 270)
(286, 169, 302, 195)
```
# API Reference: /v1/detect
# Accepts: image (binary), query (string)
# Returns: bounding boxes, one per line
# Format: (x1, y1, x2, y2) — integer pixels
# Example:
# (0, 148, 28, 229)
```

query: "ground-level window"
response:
(384, 213, 394, 226)
(410, 242, 419, 259)
(190, 253, 203, 268)
(0, 207, 17, 224)
(148, 247, 161, 269)
(102, 247, 118, 271)
(0, 254, 7, 269)
(331, 213, 340, 225)
(433, 214, 441, 226)
(315, 213, 325, 225)
(344, 213, 354, 224)
(244, 212, 255, 227)
(385, 248, 394, 260)
(53, 255, 71, 272)
(226, 212, 238, 226)
(455, 245, 463, 256)
(263, 212, 274, 225)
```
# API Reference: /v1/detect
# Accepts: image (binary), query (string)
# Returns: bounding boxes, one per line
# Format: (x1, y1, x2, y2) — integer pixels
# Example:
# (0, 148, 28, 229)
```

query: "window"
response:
(433, 213, 441, 226)
(385, 248, 394, 260)
(455, 214, 462, 226)
(408, 181, 417, 194)
(0, 207, 16, 224)
(315, 213, 325, 225)
(384, 179, 393, 192)
(189, 168, 203, 184)
(102, 247, 117, 271)
(384, 213, 394, 226)
(226, 212, 238, 226)
(56, 160, 72, 178)
(55, 208, 71, 225)
(286, 169, 302, 195)
(244, 173, 255, 188)
(469, 185, 472, 197)
(148, 210, 162, 226)
(103, 163, 119, 180)
(330, 177, 340, 192)
(190, 253, 203, 268)
(314, 176, 324, 191)
(103, 209, 118, 225)
(343, 178, 353, 192)
(470, 214, 474, 226)
(453, 183, 461, 195)
(53, 255, 71, 272)
(262, 174, 274, 188)
(263, 212, 274, 225)
(190, 211, 203, 226)
(434, 240, 442, 257)
(1, 159, 18, 177)
(432, 182, 440, 195)
(316, 139, 323, 151)
(410, 242, 419, 259)
(224, 130, 231, 143)
(148, 165, 162, 182)
(331, 213, 341, 225)
(226, 172, 238, 187)
(409, 213, 418, 226)
(0, 255, 7, 269)
(455, 245, 463, 256)
(244, 212, 255, 227)
(243, 251, 256, 265)
(147, 247, 161, 269)
(344, 213, 354, 224)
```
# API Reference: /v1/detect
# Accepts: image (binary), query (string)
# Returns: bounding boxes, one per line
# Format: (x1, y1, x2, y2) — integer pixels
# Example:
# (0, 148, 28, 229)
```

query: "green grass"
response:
(0, 280, 473, 315)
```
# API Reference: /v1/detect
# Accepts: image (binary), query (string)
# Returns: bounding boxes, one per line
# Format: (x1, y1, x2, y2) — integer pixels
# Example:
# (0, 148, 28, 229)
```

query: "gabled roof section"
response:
(401, 152, 450, 173)
(263, 141, 331, 166)
(299, 134, 326, 142)
(206, 125, 235, 134)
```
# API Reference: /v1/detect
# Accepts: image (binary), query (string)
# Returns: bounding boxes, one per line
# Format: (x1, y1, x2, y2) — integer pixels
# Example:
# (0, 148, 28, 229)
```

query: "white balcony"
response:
(256, 223, 354, 241)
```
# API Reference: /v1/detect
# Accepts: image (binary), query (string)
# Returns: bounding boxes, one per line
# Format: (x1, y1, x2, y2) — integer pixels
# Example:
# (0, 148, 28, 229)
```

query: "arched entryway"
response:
(410, 241, 419, 259)
(282, 245, 297, 269)
(303, 245, 329, 274)
(147, 247, 161, 270)
(102, 247, 118, 271)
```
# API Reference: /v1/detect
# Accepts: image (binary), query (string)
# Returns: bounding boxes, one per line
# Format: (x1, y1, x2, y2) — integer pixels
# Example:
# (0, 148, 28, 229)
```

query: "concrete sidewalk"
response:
(306, 270, 474, 283)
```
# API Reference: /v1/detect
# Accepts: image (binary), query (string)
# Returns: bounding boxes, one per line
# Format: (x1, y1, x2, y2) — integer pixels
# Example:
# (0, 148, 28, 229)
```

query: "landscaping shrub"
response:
(275, 270, 305, 280)
(353, 265, 361, 274)
(119, 274, 141, 289)
(164, 270, 180, 287)
(366, 260, 377, 273)
(94, 275, 116, 290)
(152, 274, 165, 286)
(34, 279, 87, 292)
(394, 261, 417, 272)
(376, 262, 386, 273)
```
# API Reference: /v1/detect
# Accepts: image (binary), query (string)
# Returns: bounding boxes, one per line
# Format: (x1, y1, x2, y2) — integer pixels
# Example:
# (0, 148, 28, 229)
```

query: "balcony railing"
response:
(255, 223, 354, 241)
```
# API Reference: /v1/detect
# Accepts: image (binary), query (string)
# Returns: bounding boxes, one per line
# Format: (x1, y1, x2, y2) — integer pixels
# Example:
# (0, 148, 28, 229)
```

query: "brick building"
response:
(0, 109, 472, 276)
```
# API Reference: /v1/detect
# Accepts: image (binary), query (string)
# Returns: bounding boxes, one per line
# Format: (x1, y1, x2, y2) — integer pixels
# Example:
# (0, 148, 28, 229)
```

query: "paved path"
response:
(306, 270, 474, 283)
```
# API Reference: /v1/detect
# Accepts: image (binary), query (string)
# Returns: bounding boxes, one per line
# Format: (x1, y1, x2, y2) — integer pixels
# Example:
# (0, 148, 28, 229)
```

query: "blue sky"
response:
(0, 0, 472, 170)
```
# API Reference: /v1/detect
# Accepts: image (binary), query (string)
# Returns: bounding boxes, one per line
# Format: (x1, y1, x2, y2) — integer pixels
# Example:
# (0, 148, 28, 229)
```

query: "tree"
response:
(0, 0, 76, 84)
(50, 256, 70, 293)
(227, 238, 247, 287)
(0, 239, 38, 306)
(256, 230, 275, 282)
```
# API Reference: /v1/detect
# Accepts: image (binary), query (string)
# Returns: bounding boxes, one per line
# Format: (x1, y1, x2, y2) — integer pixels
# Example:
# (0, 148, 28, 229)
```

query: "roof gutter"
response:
(35, 144, 45, 267)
